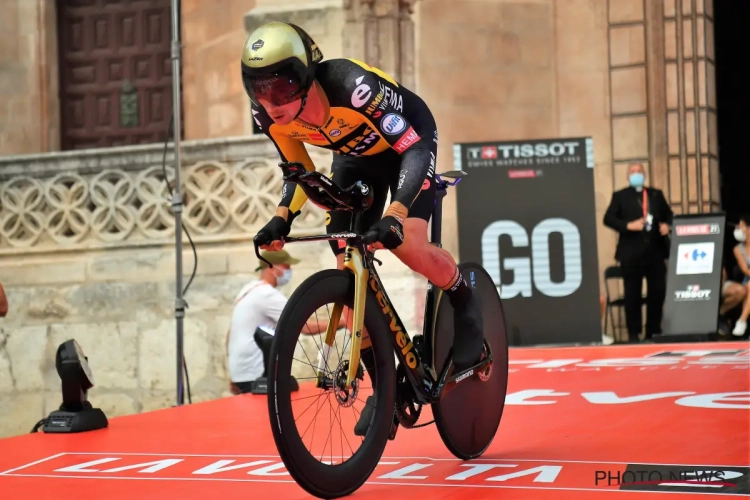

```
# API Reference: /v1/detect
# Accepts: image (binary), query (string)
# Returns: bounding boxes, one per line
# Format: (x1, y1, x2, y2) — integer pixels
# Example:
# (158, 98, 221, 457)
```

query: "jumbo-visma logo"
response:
(381, 113, 406, 135)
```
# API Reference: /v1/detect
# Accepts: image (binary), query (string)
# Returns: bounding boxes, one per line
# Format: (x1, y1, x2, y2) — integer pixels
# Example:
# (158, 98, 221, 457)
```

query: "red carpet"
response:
(0, 342, 747, 499)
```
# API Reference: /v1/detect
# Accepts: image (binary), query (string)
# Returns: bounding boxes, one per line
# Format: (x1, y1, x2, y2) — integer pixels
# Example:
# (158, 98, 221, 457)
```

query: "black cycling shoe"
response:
(451, 292, 485, 373)
(354, 395, 376, 436)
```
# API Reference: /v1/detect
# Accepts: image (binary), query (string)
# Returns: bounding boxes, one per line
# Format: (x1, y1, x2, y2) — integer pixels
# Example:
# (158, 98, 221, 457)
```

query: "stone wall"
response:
(0, 137, 425, 438)
(0, 0, 58, 155)
(181, 0, 258, 140)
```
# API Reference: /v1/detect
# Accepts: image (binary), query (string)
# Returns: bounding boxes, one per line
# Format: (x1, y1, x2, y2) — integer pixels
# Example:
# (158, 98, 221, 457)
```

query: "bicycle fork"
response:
(315, 246, 369, 388)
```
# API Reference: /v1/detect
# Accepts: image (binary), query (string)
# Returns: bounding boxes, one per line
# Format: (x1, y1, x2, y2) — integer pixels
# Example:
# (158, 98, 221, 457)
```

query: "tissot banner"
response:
(660, 214, 726, 338)
(452, 137, 601, 346)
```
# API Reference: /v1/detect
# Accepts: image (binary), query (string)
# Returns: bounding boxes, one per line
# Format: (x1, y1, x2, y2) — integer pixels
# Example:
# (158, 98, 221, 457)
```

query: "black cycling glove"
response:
(254, 216, 291, 247)
(363, 215, 405, 250)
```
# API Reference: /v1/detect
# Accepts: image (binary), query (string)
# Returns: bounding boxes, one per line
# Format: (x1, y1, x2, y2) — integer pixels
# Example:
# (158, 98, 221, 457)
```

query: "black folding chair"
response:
(603, 265, 646, 343)
(251, 328, 298, 394)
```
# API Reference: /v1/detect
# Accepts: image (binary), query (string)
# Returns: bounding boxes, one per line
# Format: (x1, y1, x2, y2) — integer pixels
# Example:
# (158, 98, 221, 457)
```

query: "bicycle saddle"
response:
(278, 162, 374, 212)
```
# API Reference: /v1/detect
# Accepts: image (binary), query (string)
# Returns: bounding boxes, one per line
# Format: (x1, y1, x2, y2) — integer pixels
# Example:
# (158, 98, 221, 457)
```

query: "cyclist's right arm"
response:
(255, 109, 316, 223)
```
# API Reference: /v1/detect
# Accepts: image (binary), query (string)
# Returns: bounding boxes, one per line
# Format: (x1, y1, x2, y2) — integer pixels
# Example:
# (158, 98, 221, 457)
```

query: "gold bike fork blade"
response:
(315, 302, 343, 388)
(343, 246, 369, 388)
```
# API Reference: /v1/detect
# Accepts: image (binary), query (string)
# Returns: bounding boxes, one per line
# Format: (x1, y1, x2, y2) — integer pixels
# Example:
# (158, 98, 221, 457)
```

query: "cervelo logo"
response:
(351, 75, 371, 108)
(381, 114, 406, 135)
(369, 275, 417, 368)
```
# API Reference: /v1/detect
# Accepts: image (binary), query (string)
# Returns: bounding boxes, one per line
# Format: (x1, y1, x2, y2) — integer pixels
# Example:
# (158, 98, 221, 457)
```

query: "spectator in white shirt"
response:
(226, 249, 345, 394)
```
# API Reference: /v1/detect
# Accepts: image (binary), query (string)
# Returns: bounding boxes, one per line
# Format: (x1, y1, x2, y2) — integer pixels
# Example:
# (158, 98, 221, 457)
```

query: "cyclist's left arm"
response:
(352, 71, 431, 222)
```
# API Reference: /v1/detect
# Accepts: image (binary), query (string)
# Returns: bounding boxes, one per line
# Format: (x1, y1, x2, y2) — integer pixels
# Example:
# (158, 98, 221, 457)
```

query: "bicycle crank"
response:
(394, 364, 422, 428)
(432, 341, 494, 401)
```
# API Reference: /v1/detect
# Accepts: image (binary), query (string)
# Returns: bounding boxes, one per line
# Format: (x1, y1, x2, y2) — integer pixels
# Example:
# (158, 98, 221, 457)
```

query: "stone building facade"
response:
(0, 0, 718, 437)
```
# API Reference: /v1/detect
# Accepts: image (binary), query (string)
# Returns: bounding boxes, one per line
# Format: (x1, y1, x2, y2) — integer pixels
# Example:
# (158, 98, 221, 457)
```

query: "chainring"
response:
(394, 363, 422, 428)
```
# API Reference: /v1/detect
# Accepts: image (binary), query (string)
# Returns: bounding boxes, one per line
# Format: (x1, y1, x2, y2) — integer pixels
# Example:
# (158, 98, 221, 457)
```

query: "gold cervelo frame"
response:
(316, 245, 369, 389)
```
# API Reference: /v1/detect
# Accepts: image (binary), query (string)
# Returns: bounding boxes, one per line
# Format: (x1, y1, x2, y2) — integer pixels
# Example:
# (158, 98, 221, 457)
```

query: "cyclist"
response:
(243, 21, 484, 434)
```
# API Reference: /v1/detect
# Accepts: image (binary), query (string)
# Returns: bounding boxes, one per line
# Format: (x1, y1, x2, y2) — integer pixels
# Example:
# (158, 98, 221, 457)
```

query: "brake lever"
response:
(364, 244, 383, 266)
(278, 161, 306, 181)
(253, 236, 273, 268)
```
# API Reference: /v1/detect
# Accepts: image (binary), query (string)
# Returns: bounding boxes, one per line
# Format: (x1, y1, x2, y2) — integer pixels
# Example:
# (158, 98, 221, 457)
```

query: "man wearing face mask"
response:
(226, 250, 298, 394)
(604, 163, 674, 342)
(226, 249, 348, 394)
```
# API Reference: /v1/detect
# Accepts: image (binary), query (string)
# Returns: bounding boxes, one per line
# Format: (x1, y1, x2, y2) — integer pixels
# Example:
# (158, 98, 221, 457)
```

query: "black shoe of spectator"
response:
(718, 315, 731, 337)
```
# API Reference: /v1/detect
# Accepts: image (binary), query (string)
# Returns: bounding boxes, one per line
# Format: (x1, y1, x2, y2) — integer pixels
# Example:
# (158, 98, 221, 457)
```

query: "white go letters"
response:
(481, 219, 583, 299)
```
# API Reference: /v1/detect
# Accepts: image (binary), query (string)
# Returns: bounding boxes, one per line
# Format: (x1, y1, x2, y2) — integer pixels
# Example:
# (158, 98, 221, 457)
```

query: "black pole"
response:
(170, 0, 185, 406)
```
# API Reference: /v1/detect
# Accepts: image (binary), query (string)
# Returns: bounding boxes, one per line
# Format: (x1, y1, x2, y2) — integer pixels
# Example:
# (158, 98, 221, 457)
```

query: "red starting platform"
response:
(0, 341, 748, 499)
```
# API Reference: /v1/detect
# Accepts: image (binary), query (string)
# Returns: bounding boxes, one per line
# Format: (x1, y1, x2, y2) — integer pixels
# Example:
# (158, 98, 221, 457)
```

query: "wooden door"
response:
(57, 0, 175, 150)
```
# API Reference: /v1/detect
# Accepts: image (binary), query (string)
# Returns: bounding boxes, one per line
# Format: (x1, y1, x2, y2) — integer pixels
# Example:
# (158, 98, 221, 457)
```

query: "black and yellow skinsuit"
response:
(250, 56, 439, 254)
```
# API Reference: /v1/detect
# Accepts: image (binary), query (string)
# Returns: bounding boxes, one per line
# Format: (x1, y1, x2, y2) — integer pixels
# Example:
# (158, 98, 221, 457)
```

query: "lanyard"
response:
(641, 189, 648, 219)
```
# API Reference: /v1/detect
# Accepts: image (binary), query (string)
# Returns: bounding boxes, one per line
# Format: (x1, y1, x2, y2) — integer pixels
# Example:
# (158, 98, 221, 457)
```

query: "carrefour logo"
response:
(381, 113, 406, 136)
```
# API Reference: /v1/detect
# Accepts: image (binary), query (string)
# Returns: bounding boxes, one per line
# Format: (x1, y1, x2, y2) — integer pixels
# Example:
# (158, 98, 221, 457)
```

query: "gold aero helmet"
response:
(240, 22, 323, 107)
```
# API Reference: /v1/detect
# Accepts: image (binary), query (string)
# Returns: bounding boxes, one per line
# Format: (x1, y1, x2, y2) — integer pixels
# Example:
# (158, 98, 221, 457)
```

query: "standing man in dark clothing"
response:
(604, 163, 674, 342)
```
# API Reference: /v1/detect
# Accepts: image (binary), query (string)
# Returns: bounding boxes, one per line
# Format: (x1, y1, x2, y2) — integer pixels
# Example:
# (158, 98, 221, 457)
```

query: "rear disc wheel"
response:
(431, 262, 509, 459)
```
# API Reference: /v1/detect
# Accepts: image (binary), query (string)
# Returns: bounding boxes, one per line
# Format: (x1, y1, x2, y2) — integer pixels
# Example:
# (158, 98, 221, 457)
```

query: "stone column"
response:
(662, 0, 719, 214)
(606, 0, 652, 190)
(606, 0, 718, 213)
(343, 0, 417, 88)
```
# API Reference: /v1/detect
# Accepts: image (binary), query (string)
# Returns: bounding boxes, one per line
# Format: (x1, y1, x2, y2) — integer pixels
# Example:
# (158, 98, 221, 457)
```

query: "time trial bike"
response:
(254, 161, 509, 499)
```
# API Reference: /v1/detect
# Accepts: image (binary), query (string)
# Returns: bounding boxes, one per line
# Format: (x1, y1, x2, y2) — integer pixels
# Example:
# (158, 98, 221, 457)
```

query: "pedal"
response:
(452, 355, 492, 383)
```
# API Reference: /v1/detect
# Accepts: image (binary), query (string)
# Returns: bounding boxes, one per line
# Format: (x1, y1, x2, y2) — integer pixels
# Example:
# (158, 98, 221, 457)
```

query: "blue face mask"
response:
(275, 268, 292, 287)
(629, 172, 645, 188)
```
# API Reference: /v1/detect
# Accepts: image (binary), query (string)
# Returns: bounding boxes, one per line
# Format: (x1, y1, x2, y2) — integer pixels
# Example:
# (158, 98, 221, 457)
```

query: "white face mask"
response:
(735, 228, 746, 243)
(275, 268, 292, 286)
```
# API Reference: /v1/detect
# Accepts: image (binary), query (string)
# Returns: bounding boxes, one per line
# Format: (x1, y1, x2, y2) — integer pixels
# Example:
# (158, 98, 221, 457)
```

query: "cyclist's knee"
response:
(393, 218, 430, 256)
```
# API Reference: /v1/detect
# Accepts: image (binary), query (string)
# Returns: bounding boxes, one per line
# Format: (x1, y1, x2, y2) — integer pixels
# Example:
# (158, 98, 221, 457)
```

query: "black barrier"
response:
(657, 213, 727, 342)
(452, 137, 601, 346)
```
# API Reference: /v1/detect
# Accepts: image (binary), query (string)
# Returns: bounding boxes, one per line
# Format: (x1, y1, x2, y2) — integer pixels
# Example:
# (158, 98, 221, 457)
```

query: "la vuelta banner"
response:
(452, 137, 600, 346)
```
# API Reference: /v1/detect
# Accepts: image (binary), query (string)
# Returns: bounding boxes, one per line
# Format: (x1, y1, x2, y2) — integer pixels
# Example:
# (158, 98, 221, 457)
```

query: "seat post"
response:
(430, 184, 447, 246)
